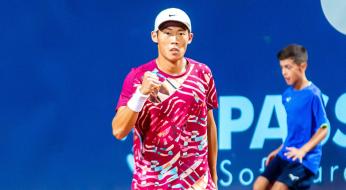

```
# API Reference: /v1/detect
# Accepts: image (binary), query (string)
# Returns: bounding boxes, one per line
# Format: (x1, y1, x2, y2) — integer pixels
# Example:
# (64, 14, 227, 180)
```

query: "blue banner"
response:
(1, 0, 345, 189)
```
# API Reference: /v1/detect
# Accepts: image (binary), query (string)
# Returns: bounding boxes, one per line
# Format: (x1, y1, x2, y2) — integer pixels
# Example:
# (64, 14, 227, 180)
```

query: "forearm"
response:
(274, 144, 283, 154)
(300, 126, 328, 153)
(112, 106, 139, 139)
(112, 84, 151, 140)
(268, 144, 282, 159)
(207, 110, 218, 181)
(208, 124, 217, 172)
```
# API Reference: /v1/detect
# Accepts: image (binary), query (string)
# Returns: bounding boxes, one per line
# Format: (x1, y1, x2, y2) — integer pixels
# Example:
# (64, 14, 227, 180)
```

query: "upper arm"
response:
(115, 106, 126, 115)
(312, 94, 329, 132)
(204, 68, 218, 110)
(116, 69, 141, 110)
(112, 106, 126, 125)
(207, 109, 216, 128)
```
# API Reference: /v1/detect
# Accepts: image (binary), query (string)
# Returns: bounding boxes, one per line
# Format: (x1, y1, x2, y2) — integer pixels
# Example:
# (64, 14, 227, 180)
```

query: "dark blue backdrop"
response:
(1, 0, 345, 189)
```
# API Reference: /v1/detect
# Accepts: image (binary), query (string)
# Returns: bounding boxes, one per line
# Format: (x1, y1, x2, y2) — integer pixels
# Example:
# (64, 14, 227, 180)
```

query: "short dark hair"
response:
(277, 44, 308, 64)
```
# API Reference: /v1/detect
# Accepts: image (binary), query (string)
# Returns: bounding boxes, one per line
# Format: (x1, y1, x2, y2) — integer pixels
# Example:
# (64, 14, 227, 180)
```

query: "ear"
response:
(151, 31, 158, 43)
(300, 62, 307, 71)
(188, 32, 194, 44)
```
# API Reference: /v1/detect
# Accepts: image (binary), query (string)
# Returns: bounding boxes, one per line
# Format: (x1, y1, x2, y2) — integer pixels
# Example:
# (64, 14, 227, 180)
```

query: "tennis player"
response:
(112, 8, 218, 189)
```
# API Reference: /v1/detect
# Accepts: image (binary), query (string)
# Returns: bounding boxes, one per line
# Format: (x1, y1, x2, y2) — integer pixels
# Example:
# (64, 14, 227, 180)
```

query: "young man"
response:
(253, 44, 329, 190)
(112, 8, 218, 189)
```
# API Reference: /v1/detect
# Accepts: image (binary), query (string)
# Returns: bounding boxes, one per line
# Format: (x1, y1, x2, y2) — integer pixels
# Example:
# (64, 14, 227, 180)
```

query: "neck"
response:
(156, 56, 187, 75)
(293, 76, 309, 90)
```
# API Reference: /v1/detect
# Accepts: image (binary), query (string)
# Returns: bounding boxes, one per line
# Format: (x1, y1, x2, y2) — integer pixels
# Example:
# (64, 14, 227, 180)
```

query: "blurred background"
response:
(1, 0, 345, 189)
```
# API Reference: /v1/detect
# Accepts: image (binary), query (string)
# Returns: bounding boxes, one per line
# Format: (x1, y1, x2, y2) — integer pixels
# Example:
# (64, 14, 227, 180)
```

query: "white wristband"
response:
(127, 87, 149, 112)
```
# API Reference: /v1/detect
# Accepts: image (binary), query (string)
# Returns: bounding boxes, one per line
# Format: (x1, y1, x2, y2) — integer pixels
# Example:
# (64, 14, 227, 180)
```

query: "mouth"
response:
(170, 48, 180, 53)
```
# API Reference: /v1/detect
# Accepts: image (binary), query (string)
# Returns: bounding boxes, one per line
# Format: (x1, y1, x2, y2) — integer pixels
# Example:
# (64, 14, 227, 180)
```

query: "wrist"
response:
(300, 147, 308, 155)
(127, 87, 149, 112)
(139, 86, 150, 95)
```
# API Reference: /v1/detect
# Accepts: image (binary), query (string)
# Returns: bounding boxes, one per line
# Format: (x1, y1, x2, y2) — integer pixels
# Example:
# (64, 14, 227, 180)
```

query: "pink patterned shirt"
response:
(116, 58, 218, 190)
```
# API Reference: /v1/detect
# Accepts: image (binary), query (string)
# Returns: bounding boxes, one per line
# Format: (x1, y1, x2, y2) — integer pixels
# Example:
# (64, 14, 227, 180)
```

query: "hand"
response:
(265, 150, 277, 166)
(140, 71, 162, 95)
(284, 147, 306, 163)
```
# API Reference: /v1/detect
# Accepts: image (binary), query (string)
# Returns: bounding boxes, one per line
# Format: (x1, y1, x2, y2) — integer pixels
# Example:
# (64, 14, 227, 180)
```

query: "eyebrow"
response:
(162, 27, 187, 31)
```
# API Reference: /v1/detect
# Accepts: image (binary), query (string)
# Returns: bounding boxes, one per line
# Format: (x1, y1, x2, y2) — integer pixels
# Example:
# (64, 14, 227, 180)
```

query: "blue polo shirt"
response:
(278, 82, 329, 174)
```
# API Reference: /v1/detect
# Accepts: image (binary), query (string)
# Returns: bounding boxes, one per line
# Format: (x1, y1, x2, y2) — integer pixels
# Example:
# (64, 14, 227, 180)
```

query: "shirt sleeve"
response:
(206, 70, 218, 110)
(312, 93, 329, 133)
(116, 68, 142, 111)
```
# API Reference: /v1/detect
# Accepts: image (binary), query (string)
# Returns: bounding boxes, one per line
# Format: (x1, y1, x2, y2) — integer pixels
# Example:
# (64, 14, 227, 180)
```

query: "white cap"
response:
(154, 8, 192, 32)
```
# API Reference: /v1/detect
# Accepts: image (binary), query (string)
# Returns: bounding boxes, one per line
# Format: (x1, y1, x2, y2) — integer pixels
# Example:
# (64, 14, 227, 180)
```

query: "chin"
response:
(168, 55, 183, 62)
(285, 82, 293, 86)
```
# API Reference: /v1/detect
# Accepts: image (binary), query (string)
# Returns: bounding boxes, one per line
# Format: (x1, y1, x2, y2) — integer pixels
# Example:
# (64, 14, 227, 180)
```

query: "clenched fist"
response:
(139, 71, 162, 95)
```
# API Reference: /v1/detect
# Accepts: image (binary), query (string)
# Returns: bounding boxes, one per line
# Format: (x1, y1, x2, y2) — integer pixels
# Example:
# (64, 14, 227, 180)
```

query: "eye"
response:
(179, 32, 186, 36)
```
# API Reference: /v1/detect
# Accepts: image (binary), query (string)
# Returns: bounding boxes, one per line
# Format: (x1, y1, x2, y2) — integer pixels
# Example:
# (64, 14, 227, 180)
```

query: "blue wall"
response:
(1, 0, 345, 189)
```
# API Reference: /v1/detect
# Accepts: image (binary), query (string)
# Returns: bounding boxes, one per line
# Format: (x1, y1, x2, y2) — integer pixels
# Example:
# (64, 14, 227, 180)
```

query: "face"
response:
(151, 24, 193, 62)
(279, 58, 306, 86)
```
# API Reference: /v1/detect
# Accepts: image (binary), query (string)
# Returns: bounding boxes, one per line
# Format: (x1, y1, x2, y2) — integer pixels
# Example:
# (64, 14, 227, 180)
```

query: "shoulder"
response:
(307, 83, 322, 98)
(126, 59, 156, 80)
(282, 87, 292, 96)
(187, 58, 213, 75)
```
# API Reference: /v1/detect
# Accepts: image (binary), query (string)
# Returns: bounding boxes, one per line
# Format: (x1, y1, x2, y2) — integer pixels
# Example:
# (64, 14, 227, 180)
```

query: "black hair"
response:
(277, 44, 308, 64)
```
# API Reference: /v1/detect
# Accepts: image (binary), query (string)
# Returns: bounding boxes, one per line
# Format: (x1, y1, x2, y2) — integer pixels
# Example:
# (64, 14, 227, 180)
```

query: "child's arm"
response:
(265, 144, 283, 166)
(285, 126, 328, 163)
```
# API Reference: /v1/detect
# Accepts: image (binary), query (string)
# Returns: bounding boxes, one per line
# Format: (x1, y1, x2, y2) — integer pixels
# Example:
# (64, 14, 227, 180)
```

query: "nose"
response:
(170, 35, 178, 44)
